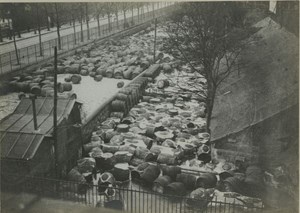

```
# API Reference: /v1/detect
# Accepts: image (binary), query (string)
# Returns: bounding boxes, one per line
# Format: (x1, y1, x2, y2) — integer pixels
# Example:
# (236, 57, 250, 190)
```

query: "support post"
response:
(153, 18, 157, 63)
(53, 46, 59, 178)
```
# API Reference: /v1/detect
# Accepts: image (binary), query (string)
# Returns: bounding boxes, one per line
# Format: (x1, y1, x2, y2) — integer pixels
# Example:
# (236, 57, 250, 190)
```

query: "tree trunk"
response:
(115, 12, 119, 29)
(85, 3, 90, 40)
(108, 13, 111, 32)
(44, 6, 50, 31)
(54, 3, 61, 50)
(206, 76, 216, 133)
(72, 16, 76, 45)
(152, 3, 155, 18)
(137, 7, 140, 23)
(36, 5, 43, 56)
(131, 7, 134, 24)
(97, 14, 100, 37)
(80, 10, 84, 42)
(123, 11, 126, 28)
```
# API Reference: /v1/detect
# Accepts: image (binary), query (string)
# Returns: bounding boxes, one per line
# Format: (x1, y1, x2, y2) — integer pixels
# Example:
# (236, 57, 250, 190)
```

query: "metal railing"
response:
(0, 5, 174, 75)
(1, 173, 263, 213)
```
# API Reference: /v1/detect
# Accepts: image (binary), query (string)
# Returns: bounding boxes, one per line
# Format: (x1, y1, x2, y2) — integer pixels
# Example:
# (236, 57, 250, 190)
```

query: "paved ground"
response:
(0, 5, 156, 54)
(0, 3, 171, 75)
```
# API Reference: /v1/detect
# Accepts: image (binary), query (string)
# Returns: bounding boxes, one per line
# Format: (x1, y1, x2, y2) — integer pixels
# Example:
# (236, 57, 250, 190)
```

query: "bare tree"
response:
(54, 3, 61, 50)
(165, 2, 251, 131)
(121, 3, 130, 29)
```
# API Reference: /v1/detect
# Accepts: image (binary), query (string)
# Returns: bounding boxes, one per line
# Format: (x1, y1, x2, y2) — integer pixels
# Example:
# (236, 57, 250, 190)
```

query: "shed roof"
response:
(210, 18, 299, 141)
(0, 97, 78, 160)
(0, 97, 76, 135)
(0, 131, 44, 160)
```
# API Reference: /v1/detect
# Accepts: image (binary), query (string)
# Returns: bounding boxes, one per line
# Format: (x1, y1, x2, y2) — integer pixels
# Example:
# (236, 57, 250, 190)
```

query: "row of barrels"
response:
(111, 77, 149, 116)
(9, 75, 73, 98)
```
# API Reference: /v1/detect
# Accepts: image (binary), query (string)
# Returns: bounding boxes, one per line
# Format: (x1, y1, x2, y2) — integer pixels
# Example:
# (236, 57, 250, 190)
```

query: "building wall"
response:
(212, 104, 298, 169)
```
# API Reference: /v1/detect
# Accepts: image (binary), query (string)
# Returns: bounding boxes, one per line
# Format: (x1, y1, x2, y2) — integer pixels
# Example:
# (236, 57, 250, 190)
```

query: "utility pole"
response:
(153, 18, 157, 63)
(53, 46, 59, 178)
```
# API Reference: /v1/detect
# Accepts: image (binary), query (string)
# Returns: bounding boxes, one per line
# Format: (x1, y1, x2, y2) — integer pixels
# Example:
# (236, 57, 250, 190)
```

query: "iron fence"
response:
(0, 5, 174, 75)
(1, 173, 263, 213)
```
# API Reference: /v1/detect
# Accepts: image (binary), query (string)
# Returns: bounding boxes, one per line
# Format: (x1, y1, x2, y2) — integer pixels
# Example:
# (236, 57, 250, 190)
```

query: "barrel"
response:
(140, 164, 160, 183)
(176, 173, 197, 190)
(41, 87, 54, 97)
(223, 176, 245, 194)
(153, 175, 172, 194)
(112, 163, 130, 182)
(164, 182, 186, 196)
(18, 92, 26, 100)
(58, 83, 72, 93)
(30, 85, 41, 95)
(71, 74, 82, 84)
(16, 82, 30, 92)
(96, 67, 106, 76)
(119, 89, 133, 109)
(94, 75, 103, 82)
(162, 165, 181, 181)
(80, 69, 89, 76)
(106, 68, 114, 78)
(111, 100, 128, 114)
(157, 79, 170, 89)
(95, 153, 116, 171)
(157, 153, 177, 165)
(117, 81, 125, 88)
(113, 68, 124, 79)
(196, 173, 217, 189)
(64, 76, 72, 82)
(110, 112, 124, 119)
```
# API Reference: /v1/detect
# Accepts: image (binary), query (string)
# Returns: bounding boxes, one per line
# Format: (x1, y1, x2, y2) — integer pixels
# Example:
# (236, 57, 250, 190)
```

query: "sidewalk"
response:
(0, 5, 158, 55)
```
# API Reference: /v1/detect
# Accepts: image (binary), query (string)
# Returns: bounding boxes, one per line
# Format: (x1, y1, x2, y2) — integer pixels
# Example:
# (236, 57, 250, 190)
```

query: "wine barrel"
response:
(94, 75, 103, 82)
(71, 74, 82, 84)
(112, 163, 130, 182)
(18, 92, 26, 100)
(96, 67, 106, 76)
(143, 64, 161, 78)
(140, 164, 160, 183)
(117, 81, 125, 88)
(157, 79, 170, 89)
(176, 173, 197, 190)
(161, 165, 181, 181)
(64, 76, 72, 82)
(111, 100, 128, 114)
(134, 146, 155, 162)
(98, 172, 116, 193)
(114, 151, 133, 163)
(196, 173, 217, 189)
(30, 85, 41, 95)
(164, 182, 186, 196)
(41, 87, 54, 97)
(80, 69, 89, 76)
(153, 175, 172, 194)
(101, 144, 120, 154)
(116, 124, 129, 133)
(123, 66, 135, 80)
(157, 153, 177, 165)
(95, 153, 116, 171)
(16, 82, 30, 92)
(106, 68, 114, 78)
(113, 68, 124, 79)
(110, 112, 124, 119)
(58, 83, 72, 93)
